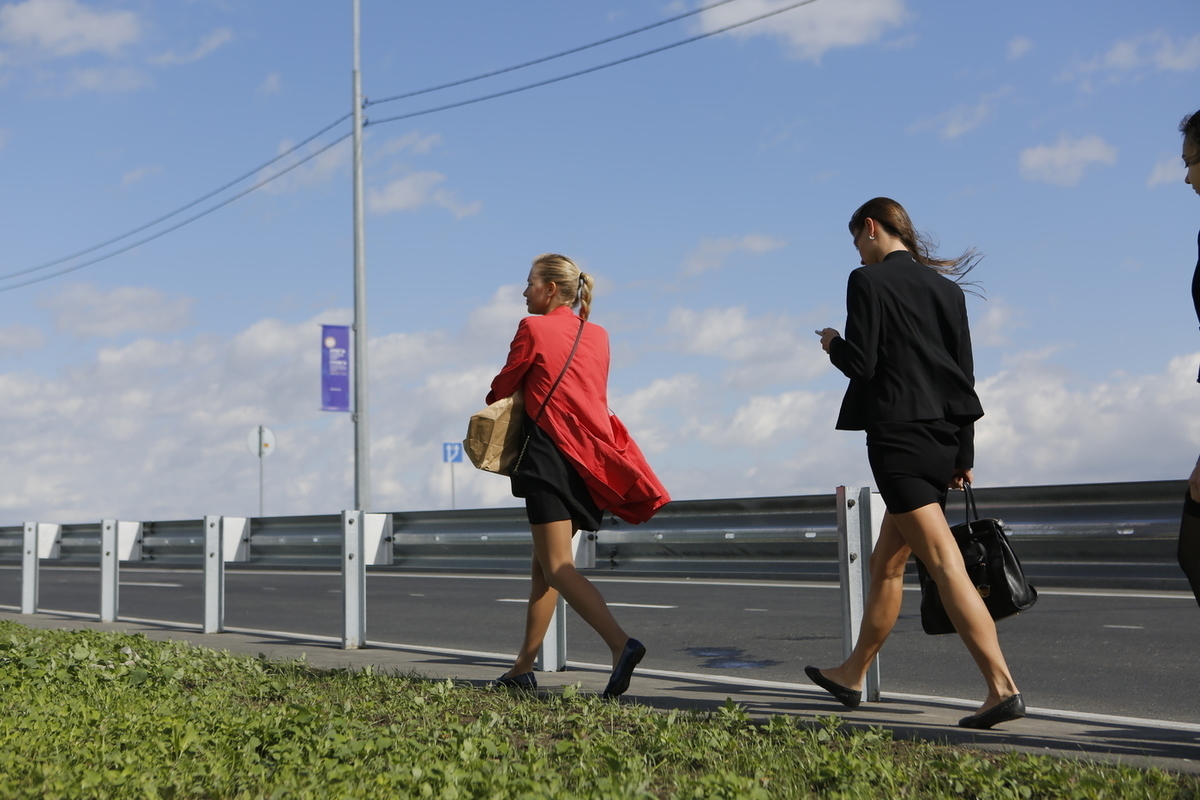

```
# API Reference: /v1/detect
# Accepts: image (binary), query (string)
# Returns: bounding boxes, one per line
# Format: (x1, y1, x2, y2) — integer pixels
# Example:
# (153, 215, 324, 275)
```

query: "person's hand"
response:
(1189, 457, 1200, 502)
(816, 328, 840, 353)
(950, 468, 974, 491)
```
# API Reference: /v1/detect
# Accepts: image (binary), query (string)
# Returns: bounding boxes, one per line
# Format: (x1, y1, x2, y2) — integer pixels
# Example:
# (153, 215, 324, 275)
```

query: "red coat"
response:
(487, 305, 670, 524)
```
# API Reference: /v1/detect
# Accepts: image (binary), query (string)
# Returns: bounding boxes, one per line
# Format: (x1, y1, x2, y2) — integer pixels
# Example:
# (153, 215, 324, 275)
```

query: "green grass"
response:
(0, 621, 1195, 799)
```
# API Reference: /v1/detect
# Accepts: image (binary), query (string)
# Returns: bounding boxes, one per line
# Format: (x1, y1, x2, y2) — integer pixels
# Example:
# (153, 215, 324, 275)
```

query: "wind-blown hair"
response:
(848, 197, 982, 293)
(1181, 109, 1200, 150)
(532, 253, 594, 321)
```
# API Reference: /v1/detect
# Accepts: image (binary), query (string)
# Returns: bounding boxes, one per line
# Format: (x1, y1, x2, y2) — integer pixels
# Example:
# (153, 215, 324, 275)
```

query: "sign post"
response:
(443, 442, 463, 509)
(246, 426, 276, 517)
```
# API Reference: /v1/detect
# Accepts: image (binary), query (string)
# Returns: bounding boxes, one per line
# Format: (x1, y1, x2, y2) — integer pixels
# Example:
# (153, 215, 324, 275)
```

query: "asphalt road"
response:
(2, 565, 1197, 725)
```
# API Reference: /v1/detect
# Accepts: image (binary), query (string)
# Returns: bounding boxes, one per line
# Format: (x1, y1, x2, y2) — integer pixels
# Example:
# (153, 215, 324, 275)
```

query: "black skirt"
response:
(865, 419, 962, 513)
(510, 414, 603, 531)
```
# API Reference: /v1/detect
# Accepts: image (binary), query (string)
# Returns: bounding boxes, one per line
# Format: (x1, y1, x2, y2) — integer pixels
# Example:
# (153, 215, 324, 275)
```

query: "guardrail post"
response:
(537, 531, 592, 672)
(100, 519, 119, 622)
(21, 522, 38, 614)
(342, 510, 366, 649)
(203, 516, 224, 633)
(99, 520, 141, 623)
(837, 486, 884, 702)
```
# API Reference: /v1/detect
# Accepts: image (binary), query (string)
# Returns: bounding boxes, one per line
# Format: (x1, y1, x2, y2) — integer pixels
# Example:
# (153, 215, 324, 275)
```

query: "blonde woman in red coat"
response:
(488, 254, 670, 698)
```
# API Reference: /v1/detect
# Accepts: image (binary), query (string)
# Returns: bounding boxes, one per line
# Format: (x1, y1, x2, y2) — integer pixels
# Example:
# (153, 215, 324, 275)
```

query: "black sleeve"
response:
(957, 295, 976, 389)
(829, 270, 879, 381)
(955, 422, 974, 470)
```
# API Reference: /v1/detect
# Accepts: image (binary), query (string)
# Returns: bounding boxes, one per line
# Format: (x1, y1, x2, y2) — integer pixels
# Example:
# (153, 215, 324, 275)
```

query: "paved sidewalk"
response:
(3, 610, 1198, 775)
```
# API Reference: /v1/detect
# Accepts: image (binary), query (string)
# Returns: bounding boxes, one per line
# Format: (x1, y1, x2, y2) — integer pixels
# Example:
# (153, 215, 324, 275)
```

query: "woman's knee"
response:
(542, 561, 580, 591)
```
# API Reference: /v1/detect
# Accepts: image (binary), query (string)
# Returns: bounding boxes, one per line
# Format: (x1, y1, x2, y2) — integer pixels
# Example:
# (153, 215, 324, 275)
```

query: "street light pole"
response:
(351, 0, 370, 511)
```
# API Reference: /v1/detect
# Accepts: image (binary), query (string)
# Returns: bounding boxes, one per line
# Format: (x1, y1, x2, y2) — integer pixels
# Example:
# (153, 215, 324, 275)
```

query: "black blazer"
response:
(829, 251, 983, 465)
(1191, 230, 1200, 381)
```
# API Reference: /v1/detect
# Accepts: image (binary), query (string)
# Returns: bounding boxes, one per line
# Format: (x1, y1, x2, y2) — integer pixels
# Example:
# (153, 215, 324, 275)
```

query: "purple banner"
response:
(321, 325, 351, 412)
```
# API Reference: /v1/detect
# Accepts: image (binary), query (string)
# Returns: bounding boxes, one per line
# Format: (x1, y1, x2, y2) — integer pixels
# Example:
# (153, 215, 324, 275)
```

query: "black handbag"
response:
(915, 483, 1038, 635)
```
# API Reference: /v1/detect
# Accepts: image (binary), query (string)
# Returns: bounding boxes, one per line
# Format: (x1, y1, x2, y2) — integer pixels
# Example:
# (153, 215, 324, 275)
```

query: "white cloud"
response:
(259, 71, 281, 94)
(1153, 33, 1200, 71)
(974, 350, 1200, 486)
(662, 305, 829, 387)
(1068, 32, 1200, 86)
(380, 132, 442, 156)
(67, 64, 149, 93)
(0, 0, 139, 58)
(0, 289, 532, 520)
(697, 0, 907, 62)
(1018, 134, 1116, 187)
(0, 323, 45, 354)
(367, 171, 482, 218)
(971, 296, 1024, 347)
(260, 137, 350, 194)
(150, 28, 232, 66)
(680, 234, 785, 276)
(121, 164, 159, 186)
(1007, 36, 1032, 60)
(1147, 155, 1184, 188)
(39, 282, 194, 338)
(5, 280, 1200, 519)
(911, 87, 1011, 140)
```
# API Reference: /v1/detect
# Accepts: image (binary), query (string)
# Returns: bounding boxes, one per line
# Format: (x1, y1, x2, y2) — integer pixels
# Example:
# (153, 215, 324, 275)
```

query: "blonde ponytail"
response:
(531, 253, 594, 321)
(577, 272, 593, 321)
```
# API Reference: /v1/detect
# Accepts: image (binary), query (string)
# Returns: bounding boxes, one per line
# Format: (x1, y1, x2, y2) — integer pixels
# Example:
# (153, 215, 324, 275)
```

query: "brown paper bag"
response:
(463, 389, 525, 475)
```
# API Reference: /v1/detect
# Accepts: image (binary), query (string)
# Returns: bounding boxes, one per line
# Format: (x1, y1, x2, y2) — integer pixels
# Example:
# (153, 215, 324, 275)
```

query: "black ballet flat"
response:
(958, 693, 1025, 729)
(492, 671, 537, 690)
(804, 665, 861, 709)
(602, 638, 646, 699)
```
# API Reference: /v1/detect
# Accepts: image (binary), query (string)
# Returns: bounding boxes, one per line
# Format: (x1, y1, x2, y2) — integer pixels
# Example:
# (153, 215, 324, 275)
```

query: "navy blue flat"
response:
(602, 638, 646, 699)
(958, 694, 1025, 729)
(805, 665, 861, 709)
(492, 671, 537, 690)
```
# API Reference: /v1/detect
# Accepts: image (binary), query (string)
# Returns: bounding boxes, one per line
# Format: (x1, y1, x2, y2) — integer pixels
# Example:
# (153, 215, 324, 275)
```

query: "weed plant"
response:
(0, 621, 1195, 799)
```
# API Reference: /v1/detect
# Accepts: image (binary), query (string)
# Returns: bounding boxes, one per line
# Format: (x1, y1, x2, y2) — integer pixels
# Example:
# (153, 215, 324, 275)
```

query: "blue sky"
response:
(0, 0, 1198, 521)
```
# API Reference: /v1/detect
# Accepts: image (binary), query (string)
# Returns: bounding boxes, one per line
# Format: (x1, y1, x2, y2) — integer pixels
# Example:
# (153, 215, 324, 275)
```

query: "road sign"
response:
(443, 442, 464, 463)
(246, 426, 276, 458)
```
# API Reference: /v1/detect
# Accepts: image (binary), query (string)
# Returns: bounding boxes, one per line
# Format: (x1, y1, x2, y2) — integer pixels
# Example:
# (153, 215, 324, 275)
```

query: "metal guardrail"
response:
(1, 479, 1191, 700)
(0, 479, 1188, 586)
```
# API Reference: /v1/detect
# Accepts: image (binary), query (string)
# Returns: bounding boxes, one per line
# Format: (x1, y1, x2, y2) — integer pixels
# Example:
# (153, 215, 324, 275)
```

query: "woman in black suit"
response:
(1179, 108, 1200, 607)
(807, 197, 1024, 729)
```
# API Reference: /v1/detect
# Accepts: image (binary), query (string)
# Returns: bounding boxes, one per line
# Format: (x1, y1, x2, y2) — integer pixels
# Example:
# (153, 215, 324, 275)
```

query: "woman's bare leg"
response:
(501, 554, 560, 678)
(817, 504, 1019, 713)
(1179, 501, 1200, 609)
(817, 511, 910, 691)
(895, 504, 1019, 711)
(504, 519, 630, 674)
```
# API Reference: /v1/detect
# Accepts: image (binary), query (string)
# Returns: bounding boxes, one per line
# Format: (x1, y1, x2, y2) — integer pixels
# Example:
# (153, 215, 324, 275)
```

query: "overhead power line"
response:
(366, 0, 819, 128)
(0, 113, 352, 285)
(0, 133, 352, 293)
(366, 0, 743, 107)
(4, 0, 820, 290)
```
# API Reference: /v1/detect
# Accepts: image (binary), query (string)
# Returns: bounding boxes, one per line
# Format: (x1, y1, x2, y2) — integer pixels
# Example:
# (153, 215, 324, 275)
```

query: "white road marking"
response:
(119, 581, 182, 588)
(744, 608, 769, 612)
(496, 598, 676, 609)
(3, 565, 1193, 600)
(1103, 624, 1144, 629)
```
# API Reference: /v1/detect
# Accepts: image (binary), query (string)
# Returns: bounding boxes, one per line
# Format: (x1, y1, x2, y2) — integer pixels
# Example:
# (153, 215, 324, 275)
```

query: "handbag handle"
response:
(961, 481, 981, 526)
